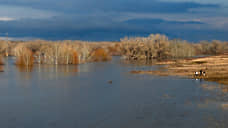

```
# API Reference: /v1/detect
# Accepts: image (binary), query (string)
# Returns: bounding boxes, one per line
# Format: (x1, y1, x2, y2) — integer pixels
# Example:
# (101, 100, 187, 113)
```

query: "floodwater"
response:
(1, 57, 228, 128)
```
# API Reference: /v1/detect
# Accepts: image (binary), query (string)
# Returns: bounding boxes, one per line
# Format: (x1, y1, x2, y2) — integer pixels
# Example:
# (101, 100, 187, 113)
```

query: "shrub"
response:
(89, 48, 111, 61)
(72, 50, 79, 64)
(15, 47, 34, 66)
(121, 34, 197, 60)
(0, 55, 4, 65)
(107, 43, 122, 56)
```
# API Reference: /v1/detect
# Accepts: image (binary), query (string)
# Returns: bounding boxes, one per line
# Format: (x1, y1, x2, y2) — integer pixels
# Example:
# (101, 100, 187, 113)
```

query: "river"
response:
(0, 57, 228, 128)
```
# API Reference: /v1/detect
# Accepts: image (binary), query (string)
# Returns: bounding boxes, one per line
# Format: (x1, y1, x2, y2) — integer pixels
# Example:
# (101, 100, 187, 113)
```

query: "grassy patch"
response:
(130, 54, 228, 86)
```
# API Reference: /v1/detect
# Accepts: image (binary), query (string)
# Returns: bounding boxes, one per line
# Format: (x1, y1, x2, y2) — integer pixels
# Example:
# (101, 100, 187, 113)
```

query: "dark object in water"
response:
(108, 80, 112, 84)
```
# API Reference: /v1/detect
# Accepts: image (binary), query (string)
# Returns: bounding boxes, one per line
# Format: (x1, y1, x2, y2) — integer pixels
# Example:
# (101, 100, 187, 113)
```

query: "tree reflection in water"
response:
(16, 64, 78, 80)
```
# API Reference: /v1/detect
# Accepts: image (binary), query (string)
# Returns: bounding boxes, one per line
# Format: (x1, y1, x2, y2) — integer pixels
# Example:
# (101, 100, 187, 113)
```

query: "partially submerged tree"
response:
(15, 46, 34, 66)
(89, 48, 112, 62)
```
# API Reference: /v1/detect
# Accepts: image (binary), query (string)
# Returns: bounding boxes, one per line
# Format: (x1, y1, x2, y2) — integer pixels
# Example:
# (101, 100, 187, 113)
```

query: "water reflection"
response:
(200, 84, 228, 94)
(16, 65, 34, 72)
(198, 83, 228, 126)
(0, 65, 4, 72)
(1, 57, 228, 128)
(36, 64, 78, 80)
(222, 86, 228, 93)
(14, 63, 79, 80)
(120, 59, 155, 66)
(35, 64, 78, 74)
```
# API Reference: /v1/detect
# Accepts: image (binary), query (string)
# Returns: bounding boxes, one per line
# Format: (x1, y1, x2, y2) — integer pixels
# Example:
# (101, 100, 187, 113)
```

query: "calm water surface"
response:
(1, 57, 228, 128)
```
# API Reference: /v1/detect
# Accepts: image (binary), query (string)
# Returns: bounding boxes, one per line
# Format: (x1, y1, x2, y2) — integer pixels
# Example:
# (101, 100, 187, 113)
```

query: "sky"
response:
(0, 0, 228, 42)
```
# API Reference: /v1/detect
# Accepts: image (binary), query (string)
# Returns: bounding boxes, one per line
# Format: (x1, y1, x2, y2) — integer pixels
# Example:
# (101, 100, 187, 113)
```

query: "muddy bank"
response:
(131, 54, 228, 85)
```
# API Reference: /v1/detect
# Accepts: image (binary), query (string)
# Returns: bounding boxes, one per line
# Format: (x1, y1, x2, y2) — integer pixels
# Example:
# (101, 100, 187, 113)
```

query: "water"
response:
(1, 57, 228, 128)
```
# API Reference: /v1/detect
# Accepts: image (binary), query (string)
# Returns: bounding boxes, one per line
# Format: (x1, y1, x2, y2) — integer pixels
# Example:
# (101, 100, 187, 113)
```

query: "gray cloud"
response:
(0, 0, 227, 41)
(0, 5, 58, 20)
(1, 16, 226, 42)
(0, 0, 220, 13)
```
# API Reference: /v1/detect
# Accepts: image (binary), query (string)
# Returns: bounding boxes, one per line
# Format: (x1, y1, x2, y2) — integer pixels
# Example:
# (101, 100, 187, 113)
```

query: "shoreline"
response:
(130, 54, 228, 85)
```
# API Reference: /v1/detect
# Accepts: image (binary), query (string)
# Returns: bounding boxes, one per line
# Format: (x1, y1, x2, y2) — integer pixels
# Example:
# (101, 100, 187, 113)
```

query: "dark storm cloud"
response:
(0, 16, 214, 41)
(0, 0, 219, 13)
(0, 0, 227, 41)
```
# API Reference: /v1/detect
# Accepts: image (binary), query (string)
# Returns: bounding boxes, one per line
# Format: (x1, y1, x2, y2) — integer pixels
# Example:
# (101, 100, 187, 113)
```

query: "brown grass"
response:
(16, 65, 33, 72)
(131, 54, 228, 85)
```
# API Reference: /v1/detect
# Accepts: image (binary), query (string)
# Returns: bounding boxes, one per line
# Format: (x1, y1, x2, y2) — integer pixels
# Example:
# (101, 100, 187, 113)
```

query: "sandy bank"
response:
(131, 54, 228, 85)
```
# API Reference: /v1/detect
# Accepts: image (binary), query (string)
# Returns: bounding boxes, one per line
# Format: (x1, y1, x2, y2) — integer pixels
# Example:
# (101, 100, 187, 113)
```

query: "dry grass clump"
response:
(89, 48, 112, 62)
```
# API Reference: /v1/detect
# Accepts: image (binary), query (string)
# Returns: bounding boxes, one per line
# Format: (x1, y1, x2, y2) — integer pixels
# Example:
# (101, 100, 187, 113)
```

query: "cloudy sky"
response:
(1, 0, 228, 41)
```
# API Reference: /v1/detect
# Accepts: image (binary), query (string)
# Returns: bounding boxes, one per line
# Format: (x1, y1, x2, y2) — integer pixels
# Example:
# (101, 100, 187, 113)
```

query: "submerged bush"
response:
(89, 48, 112, 62)
(0, 55, 4, 65)
(107, 43, 122, 56)
(36, 43, 80, 65)
(15, 46, 34, 66)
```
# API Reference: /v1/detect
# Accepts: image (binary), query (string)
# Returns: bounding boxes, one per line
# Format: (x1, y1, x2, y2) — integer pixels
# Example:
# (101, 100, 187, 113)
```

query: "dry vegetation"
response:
(88, 48, 111, 62)
(121, 34, 228, 60)
(0, 55, 4, 65)
(0, 40, 122, 66)
(14, 45, 34, 66)
(131, 54, 228, 85)
(0, 33, 227, 76)
(123, 34, 228, 86)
